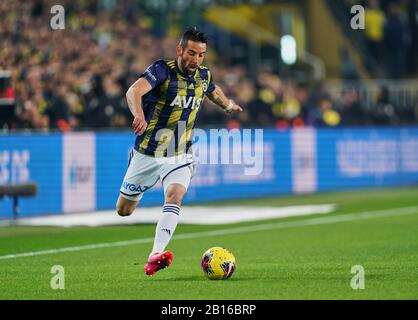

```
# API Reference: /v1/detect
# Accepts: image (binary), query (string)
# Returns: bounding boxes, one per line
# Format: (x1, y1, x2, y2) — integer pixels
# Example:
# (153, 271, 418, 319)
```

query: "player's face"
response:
(177, 40, 207, 75)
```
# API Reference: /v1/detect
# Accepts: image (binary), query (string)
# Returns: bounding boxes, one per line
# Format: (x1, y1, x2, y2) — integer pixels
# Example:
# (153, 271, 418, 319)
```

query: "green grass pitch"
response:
(0, 186, 417, 300)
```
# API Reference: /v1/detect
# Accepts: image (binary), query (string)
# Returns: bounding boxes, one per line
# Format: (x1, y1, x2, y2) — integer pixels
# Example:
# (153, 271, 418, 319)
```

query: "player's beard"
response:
(180, 57, 197, 75)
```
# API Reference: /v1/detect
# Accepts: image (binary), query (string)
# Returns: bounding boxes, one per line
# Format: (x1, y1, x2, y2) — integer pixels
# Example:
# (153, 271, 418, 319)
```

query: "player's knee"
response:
(116, 204, 134, 217)
(116, 195, 138, 217)
(165, 184, 186, 206)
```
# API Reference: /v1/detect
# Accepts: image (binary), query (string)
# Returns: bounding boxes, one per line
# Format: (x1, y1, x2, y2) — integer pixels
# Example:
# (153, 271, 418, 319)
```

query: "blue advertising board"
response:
(316, 127, 418, 191)
(1, 127, 417, 219)
(0, 133, 62, 219)
(95, 129, 292, 208)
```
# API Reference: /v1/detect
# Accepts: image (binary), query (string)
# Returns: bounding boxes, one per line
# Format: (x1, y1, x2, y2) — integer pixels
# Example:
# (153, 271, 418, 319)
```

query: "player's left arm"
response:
(206, 84, 243, 114)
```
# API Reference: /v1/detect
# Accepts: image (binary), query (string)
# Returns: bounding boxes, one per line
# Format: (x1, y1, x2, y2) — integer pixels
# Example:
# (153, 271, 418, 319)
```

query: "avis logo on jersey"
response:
(170, 95, 203, 110)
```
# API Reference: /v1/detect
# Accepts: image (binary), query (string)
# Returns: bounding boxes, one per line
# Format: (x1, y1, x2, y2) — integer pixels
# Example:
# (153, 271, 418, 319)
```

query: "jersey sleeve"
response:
(140, 60, 169, 89)
(207, 69, 216, 94)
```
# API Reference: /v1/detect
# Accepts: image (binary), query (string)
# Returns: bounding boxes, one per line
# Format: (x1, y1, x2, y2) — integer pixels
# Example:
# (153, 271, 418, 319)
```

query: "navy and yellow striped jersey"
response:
(135, 59, 215, 157)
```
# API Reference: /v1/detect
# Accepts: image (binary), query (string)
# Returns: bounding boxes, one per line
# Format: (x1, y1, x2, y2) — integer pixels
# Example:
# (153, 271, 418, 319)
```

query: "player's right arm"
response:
(126, 78, 152, 136)
(126, 60, 168, 136)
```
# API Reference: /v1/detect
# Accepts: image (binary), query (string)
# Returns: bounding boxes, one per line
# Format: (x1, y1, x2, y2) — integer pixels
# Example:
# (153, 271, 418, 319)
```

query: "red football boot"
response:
(144, 250, 174, 276)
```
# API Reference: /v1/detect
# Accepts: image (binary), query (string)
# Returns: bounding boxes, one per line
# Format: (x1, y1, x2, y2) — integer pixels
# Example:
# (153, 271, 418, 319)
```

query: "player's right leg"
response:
(116, 196, 138, 217)
(116, 149, 159, 217)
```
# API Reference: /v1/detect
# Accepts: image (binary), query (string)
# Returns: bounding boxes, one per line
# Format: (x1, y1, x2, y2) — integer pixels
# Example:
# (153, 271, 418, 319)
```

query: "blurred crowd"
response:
(362, 0, 418, 78)
(0, 0, 417, 132)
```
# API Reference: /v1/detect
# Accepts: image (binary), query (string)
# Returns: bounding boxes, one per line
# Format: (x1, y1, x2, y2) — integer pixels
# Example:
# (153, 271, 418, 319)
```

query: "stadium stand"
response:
(0, 0, 417, 132)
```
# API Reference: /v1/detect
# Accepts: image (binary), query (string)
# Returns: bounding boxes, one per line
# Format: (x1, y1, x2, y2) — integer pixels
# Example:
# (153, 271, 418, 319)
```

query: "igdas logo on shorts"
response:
(122, 181, 151, 193)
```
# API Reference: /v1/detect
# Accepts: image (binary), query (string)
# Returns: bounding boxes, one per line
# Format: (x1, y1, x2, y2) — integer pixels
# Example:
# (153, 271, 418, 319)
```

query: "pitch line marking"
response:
(1, 206, 418, 260)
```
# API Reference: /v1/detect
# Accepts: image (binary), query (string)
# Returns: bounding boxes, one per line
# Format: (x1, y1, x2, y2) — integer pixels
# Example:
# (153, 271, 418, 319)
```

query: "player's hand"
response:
(225, 100, 243, 114)
(132, 115, 147, 136)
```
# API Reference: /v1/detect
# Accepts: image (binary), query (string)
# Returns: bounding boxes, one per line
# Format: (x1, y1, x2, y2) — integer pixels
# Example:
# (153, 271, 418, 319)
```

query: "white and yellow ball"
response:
(201, 247, 236, 280)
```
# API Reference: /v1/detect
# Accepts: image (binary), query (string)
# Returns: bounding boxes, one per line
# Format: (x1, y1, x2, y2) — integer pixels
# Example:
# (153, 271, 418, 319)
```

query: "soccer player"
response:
(116, 27, 243, 276)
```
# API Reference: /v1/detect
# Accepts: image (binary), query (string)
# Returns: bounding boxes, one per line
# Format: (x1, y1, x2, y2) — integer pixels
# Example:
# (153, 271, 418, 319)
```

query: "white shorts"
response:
(119, 149, 196, 202)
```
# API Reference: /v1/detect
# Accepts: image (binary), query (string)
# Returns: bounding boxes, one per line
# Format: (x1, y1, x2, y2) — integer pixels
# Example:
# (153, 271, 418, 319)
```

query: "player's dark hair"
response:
(179, 27, 208, 48)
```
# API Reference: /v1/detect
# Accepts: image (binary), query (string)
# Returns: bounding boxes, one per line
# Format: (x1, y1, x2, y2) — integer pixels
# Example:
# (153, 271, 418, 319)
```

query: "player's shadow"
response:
(152, 276, 258, 282)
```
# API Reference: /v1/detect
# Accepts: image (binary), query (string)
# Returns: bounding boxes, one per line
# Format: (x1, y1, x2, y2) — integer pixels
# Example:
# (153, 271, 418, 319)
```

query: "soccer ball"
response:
(201, 247, 236, 280)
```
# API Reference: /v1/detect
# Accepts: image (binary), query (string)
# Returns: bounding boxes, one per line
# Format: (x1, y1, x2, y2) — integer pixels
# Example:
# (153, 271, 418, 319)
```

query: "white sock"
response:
(150, 204, 180, 256)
